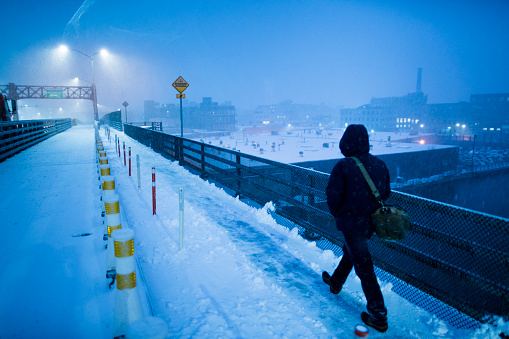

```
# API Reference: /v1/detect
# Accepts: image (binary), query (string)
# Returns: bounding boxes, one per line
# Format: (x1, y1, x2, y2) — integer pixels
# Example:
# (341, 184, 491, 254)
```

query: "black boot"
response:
(322, 271, 341, 294)
(361, 312, 388, 333)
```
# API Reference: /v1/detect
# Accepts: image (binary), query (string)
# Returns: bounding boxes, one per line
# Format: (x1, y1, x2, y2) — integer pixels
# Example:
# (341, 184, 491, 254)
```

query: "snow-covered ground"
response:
(0, 125, 506, 338)
(191, 128, 451, 164)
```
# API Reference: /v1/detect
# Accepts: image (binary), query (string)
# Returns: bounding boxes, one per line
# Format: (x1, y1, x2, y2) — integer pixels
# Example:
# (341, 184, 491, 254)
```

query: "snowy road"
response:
(0, 125, 500, 338)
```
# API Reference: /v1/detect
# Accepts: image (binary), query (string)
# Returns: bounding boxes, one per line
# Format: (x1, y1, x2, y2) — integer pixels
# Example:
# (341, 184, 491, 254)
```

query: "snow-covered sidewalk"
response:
(0, 125, 503, 338)
(0, 125, 113, 337)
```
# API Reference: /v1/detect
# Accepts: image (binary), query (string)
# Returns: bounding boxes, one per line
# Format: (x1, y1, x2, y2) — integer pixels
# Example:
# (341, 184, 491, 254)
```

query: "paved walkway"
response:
(0, 125, 113, 338)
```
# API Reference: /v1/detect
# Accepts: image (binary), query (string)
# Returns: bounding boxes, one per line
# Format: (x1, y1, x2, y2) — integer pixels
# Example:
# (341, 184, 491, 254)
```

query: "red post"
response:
(128, 147, 131, 176)
(123, 142, 126, 166)
(152, 167, 156, 215)
(118, 139, 120, 157)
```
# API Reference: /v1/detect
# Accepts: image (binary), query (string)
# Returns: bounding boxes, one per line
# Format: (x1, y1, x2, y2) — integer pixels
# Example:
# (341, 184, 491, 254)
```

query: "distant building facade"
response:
(252, 100, 336, 127)
(338, 68, 508, 136)
(144, 97, 235, 132)
(185, 97, 236, 131)
(423, 94, 509, 136)
(144, 100, 158, 121)
(470, 93, 509, 129)
(424, 101, 475, 134)
(339, 69, 428, 132)
(339, 91, 428, 132)
(340, 105, 394, 132)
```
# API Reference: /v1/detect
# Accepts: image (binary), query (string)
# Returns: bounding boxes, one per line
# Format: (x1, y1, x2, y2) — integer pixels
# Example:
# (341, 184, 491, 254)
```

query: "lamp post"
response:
(59, 45, 107, 121)
(74, 77, 96, 116)
(71, 49, 99, 121)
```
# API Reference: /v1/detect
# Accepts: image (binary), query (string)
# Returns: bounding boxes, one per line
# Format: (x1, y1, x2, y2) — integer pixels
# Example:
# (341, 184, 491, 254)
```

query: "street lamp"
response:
(73, 77, 93, 86)
(59, 45, 108, 121)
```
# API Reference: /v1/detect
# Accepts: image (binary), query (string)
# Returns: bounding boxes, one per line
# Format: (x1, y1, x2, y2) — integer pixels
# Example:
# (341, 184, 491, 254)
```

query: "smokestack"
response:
(416, 68, 422, 93)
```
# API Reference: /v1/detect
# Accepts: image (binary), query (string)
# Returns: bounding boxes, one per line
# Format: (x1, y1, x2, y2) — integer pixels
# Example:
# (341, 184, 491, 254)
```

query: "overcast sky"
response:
(1, 0, 508, 117)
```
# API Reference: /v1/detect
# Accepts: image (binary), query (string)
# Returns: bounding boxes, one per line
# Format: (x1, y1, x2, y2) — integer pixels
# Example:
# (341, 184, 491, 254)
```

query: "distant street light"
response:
(59, 45, 108, 121)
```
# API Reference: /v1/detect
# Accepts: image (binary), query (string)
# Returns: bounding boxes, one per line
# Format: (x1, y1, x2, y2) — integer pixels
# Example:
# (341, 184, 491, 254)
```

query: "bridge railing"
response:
(0, 119, 72, 162)
(123, 124, 508, 329)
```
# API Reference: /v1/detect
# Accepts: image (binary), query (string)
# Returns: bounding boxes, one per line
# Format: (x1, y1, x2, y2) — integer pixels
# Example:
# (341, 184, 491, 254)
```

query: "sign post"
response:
(172, 76, 189, 138)
(122, 101, 129, 124)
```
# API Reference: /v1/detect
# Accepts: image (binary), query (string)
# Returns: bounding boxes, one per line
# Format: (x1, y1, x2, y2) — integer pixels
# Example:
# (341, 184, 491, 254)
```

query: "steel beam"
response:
(1, 83, 94, 100)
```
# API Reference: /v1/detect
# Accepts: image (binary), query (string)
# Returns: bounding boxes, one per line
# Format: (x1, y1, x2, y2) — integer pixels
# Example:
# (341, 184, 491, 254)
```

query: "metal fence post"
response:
(179, 187, 184, 250)
(201, 144, 206, 175)
(236, 153, 241, 195)
(136, 155, 141, 190)
(179, 138, 184, 166)
(152, 167, 156, 215)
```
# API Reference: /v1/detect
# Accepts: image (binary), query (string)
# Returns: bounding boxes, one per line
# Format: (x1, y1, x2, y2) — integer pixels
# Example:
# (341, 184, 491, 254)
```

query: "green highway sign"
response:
(46, 89, 64, 98)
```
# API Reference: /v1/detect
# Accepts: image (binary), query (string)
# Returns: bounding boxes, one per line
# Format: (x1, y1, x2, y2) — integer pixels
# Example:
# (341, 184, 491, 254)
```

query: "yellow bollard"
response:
(99, 164, 111, 178)
(104, 191, 122, 288)
(96, 142, 104, 162)
(112, 228, 143, 338)
(101, 175, 116, 197)
(104, 193, 122, 271)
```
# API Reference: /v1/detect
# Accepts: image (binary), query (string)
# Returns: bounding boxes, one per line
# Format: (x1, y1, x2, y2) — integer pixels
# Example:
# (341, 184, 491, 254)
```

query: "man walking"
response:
(322, 124, 391, 333)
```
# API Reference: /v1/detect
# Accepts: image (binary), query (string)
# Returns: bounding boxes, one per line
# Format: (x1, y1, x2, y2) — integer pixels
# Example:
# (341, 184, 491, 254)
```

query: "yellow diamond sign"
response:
(172, 76, 189, 93)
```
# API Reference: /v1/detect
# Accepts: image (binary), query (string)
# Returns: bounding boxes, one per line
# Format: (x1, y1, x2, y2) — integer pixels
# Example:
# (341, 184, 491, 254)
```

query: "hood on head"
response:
(340, 124, 370, 157)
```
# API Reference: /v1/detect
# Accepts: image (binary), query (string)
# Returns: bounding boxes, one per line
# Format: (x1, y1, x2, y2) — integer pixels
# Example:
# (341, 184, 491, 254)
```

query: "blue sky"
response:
(1, 0, 508, 116)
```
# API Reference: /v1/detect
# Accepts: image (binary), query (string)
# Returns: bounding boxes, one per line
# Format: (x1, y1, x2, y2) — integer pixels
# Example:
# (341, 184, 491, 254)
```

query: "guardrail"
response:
(0, 119, 72, 162)
(123, 124, 508, 329)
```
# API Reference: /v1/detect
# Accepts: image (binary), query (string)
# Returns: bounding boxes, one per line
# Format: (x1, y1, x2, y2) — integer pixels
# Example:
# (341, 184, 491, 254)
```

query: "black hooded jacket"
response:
(326, 125, 391, 235)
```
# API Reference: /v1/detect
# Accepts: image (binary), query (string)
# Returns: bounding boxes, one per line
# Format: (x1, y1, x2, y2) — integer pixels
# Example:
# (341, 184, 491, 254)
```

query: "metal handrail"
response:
(0, 119, 72, 162)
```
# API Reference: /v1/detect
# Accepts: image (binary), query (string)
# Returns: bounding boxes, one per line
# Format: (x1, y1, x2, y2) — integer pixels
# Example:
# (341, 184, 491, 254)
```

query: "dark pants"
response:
(331, 232, 387, 322)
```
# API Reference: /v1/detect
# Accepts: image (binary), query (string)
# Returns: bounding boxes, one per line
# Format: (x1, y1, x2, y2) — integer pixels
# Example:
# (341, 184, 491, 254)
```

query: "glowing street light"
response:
(59, 44, 108, 121)
(73, 77, 93, 85)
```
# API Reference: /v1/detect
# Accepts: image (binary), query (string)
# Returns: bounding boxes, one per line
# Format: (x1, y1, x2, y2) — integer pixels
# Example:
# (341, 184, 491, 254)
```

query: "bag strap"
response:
(351, 156, 384, 206)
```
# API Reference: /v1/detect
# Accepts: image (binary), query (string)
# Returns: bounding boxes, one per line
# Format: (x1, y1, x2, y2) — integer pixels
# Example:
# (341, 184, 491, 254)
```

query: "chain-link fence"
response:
(124, 124, 508, 329)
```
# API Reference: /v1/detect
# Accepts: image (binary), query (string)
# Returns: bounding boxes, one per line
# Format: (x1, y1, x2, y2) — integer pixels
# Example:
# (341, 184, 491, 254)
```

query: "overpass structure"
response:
(123, 123, 508, 329)
(0, 122, 507, 337)
(0, 82, 97, 120)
